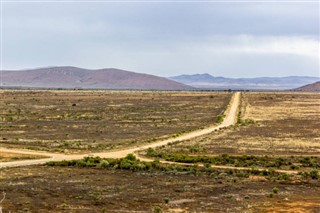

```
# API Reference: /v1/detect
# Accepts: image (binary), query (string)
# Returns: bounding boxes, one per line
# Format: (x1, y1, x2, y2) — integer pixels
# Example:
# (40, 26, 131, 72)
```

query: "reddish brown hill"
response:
(294, 81, 320, 92)
(1, 66, 193, 90)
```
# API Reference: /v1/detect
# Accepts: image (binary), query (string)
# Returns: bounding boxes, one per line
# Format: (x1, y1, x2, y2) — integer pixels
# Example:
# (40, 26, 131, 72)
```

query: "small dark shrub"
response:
(163, 197, 170, 204)
(309, 169, 319, 179)
(272, 187, 279, 194)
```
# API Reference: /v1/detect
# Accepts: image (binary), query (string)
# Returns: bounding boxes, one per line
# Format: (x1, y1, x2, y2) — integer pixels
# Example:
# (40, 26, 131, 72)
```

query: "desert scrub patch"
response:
(216, 114, 226, 124)
(47, 154, 216, 175)
(46, 154, 298, 182)
(1, 90, 232, 152)
(161, 92, 319, 156)
(145, 149, 319, 170)
(299, 169, 319, 180)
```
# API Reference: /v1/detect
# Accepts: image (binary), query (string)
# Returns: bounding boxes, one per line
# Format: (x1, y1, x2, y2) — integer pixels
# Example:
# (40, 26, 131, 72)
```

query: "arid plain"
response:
(0, 90, 319, 212)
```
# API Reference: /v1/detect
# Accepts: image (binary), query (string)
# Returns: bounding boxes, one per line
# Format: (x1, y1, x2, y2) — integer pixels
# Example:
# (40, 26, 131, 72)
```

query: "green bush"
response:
(163, 197, 170, 204)
(309, 169, 319, 179)
(216, 115, 225, 124)
(124, 153, 136, 161)
(272, 187, 279, 194)
(189, 143, 200, 153)
(98, 160, 109, 168)
(45, 154, 301, 181)
(153, 206, 162, 213)
(147, 148, 159, 157)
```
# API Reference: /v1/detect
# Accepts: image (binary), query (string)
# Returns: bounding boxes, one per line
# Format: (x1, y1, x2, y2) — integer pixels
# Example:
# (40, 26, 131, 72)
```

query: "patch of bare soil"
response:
(0, 152, 47, 162)
(250, 194, 320, 213)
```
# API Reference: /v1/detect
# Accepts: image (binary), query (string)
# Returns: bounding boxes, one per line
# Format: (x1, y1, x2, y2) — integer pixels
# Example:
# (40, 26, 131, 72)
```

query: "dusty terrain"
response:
(0, 90, 231, 153)
(152, 92, 320, 156)
(0, 152, 45, 162)
(0, 92, 239, 168)
(1, 91, 319, 212)
(141, 92, 320, 181)
(0, 165, 319, 213)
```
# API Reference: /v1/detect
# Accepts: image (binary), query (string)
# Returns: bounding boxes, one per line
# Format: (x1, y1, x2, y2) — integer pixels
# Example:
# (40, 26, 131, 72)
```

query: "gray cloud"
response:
(2, 2, 319, 77)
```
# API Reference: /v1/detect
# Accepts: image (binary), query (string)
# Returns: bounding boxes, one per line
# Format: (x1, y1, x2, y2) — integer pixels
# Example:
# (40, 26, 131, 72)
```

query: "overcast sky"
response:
(1, 1, 319, 77)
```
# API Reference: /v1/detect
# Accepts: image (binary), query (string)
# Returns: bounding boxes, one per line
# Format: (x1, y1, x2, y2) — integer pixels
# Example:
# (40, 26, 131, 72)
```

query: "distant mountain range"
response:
(169, 74, 320, 90)
(294, 81, 320, 92)
(2, 67, 319, 90)
(1, 66, 192, 90)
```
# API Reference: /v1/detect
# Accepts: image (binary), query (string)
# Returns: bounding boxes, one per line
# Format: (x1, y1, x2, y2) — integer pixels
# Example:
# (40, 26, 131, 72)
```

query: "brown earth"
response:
(0, 92, 239, 168)
(0, 152, 46, 162)
(0, 90, 232, 153)
(1, 91, 319, 212)
(154, 92, 320, 156)
(0, 166, 319, 213)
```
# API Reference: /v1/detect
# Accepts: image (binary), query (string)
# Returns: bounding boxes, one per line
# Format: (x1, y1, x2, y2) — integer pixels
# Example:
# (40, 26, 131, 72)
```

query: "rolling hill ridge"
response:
(169, 73, 320, 90)
(294, 81, 320, 92)
(1, 66, 193, 90)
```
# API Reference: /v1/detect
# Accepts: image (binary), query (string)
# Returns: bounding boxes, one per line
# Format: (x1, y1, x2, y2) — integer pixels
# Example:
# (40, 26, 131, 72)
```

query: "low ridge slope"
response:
(294, 81, 320, 91)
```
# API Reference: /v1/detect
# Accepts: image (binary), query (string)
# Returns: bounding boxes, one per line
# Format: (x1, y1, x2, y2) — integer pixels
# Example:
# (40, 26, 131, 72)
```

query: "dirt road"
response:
(0, 92, 240, 168)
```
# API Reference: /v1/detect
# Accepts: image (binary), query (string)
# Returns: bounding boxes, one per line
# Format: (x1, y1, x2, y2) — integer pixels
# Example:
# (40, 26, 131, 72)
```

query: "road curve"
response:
(0, 92, 240, 168)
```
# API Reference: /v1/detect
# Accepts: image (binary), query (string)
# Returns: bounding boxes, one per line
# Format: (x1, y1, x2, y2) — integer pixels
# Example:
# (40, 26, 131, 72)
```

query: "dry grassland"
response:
(155, 92, 320, 156)
(0, 90, 231, 153)
(0, 165, 319, 213)
(1, 91, 319, 212)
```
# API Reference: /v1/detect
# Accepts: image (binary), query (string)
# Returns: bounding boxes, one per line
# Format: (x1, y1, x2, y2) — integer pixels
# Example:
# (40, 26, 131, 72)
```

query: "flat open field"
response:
(0, 90, 232, 153)
(151, 92, 320, 156)
(1, 91, 319, 212)
(1, 164, 319, 213)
